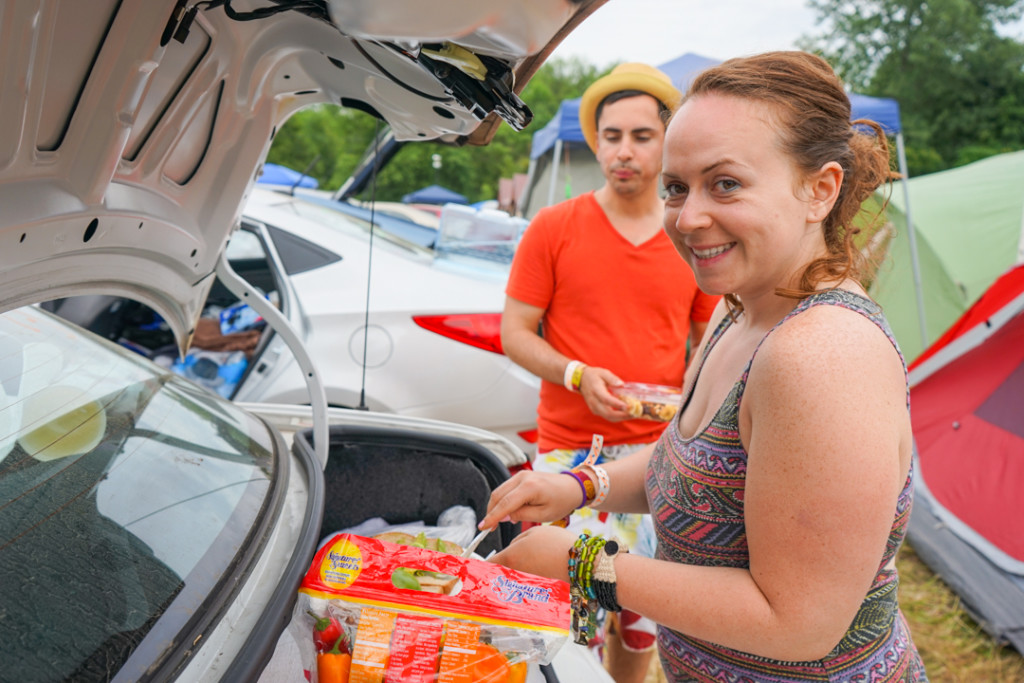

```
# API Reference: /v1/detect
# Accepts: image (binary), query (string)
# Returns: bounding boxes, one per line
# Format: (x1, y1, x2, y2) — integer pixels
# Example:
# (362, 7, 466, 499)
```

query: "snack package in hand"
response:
(611, 382, 682, 422)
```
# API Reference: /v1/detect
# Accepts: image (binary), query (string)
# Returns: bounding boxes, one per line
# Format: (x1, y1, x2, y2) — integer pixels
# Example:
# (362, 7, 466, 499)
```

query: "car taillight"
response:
(507, 460, 533, 476)
(413, 313, 504, 354)
(516, 428, 538, 444)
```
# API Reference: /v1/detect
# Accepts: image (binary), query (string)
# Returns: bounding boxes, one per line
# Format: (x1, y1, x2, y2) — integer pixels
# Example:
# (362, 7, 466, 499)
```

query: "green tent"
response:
(870, 150, 1024, 362)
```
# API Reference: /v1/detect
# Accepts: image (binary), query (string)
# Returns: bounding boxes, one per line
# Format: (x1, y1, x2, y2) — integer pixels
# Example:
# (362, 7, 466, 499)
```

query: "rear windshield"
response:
(0, 307, 279, 680)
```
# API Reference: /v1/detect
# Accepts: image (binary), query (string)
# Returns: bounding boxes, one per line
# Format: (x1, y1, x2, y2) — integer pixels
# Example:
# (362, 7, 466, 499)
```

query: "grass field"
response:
(643, 540, 1024, 682)
(896, 541, 1024, 682)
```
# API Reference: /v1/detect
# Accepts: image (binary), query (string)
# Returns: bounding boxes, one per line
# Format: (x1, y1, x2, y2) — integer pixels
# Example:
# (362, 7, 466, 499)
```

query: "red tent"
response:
(907, 263, 1024, 652)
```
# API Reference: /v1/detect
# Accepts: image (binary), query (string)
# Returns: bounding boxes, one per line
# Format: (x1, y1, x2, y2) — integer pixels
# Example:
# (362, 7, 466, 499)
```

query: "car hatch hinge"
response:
(417, 48, 532, 131)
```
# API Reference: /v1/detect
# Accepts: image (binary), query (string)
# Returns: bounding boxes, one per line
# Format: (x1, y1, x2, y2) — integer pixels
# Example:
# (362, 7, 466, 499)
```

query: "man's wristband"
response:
(563, 360, 587, 392)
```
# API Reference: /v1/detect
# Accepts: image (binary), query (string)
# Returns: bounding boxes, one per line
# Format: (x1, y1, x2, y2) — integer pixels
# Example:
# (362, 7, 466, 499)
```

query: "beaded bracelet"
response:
(560, 470, 588, 509)
(567, 533, 605, 645)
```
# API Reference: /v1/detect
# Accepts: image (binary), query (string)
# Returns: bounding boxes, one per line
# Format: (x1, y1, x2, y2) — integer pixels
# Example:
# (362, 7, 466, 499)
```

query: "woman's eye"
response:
(715, 178, 739, 192)
(664, 182, 686, 197)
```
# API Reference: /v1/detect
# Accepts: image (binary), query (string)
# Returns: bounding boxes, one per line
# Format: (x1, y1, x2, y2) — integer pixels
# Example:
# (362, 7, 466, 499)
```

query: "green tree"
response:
(801, 0, 1024, 175)
(266, 105, 380, 189)
(266, 57, 610, 202)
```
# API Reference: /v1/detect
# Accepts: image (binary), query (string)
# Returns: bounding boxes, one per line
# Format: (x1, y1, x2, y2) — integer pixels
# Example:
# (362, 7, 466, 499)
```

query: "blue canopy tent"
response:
(655, 51, 722, 93)
(529, 98, 584, 166)
(257, 162, 318, 188)
(402, 184, 468, 205)
(521, 54, 926, 348)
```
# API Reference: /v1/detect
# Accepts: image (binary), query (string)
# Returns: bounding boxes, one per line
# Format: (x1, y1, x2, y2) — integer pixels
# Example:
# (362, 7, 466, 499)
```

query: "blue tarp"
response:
(849, 92, 902, 135)
(530, 98, 584, 160)
(402, 184, 468, 205)
(258, 162, 318, 188)
(530, 53, 902, 160)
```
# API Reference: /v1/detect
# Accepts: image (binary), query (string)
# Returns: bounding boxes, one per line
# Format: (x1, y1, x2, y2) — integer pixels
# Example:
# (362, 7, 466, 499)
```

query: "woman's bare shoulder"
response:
(746, 299, 904, 411)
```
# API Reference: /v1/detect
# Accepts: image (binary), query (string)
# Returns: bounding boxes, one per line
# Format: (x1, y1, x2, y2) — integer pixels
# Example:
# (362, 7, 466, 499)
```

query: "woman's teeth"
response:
(692, 243, 732, 259)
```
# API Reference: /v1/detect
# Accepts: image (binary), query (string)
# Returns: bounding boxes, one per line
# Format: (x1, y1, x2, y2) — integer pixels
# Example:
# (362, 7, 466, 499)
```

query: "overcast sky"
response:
(551, 0, 823, 68)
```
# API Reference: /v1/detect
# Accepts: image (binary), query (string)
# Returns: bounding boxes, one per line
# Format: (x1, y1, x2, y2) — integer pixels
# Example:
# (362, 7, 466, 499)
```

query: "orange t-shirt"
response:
(506, 192, 720, 450)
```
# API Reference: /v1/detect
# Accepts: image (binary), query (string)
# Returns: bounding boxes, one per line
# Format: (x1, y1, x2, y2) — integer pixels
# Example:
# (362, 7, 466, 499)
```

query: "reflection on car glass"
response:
(0, 307, 278, 681)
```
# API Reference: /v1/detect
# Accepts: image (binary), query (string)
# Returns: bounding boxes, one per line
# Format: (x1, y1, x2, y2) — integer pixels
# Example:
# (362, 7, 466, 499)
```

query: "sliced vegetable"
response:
(373, 530, 463, 555)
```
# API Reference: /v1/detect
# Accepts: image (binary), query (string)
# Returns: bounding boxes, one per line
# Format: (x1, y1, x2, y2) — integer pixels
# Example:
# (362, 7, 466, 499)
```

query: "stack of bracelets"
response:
(567, 533, 625, 645)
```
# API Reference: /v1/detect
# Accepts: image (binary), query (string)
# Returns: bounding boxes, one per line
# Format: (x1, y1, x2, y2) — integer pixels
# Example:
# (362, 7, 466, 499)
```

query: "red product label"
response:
(384, 614, 444, 683)
(300, 534, 570, 633)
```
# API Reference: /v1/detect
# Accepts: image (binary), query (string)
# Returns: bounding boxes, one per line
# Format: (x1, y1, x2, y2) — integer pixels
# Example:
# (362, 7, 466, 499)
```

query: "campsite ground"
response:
(641, 541, 1024, 682)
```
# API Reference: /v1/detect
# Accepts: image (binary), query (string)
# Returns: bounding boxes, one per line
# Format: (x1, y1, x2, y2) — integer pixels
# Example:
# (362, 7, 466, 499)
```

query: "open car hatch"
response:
(0, 0, 604, 352)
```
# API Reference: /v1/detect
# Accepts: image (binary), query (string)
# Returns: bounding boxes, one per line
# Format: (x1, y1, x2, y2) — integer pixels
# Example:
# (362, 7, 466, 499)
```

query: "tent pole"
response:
(520, 157, 537, 217)
(548, 140, 563, 208)
(896, 132, 929, 349)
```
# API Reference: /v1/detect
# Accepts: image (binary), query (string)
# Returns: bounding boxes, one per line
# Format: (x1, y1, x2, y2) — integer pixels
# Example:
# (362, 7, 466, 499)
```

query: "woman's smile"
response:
(690, 242, 735, 263)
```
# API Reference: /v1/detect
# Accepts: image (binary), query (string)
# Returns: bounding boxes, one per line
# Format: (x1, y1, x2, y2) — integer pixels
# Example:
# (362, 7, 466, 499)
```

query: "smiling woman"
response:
(482, 51, 928, 683)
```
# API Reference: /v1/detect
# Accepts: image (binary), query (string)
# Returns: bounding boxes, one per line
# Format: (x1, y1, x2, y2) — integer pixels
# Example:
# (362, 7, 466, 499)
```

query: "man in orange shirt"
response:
(502, 63, 719, 683)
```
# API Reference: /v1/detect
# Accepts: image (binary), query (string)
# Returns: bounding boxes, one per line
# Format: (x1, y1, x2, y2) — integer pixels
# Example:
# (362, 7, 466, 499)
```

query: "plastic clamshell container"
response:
(610, 382, 682, 422)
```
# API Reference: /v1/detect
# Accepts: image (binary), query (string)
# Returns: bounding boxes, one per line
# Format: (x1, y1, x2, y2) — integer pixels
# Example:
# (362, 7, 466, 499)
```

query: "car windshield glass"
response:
(0, 307, 278, 681)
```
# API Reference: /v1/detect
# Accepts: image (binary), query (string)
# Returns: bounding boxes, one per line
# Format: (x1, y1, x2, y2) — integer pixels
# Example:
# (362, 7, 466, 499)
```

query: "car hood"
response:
(0, 0, 602, 352)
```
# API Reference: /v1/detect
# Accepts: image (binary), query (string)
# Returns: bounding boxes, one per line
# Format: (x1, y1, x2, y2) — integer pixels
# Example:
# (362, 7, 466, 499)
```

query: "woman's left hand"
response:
(488, 525, 577, 582)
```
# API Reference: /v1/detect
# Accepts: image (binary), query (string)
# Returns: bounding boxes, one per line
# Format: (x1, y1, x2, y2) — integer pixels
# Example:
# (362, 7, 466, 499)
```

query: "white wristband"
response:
(563, 360, 583, 391)
(588, 464, 611, 506)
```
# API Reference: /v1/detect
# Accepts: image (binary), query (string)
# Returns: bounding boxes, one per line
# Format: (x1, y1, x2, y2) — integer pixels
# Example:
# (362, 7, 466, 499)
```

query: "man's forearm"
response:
(502, 327, 573, 386)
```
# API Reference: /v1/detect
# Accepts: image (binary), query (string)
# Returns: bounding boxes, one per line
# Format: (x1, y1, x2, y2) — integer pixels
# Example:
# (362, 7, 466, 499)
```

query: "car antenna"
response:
(356, 120, 382, 411)
(289, 154, 320, 196)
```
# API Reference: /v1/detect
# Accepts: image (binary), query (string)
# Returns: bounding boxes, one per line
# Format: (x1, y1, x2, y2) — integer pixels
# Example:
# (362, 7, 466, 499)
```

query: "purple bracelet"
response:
(561, 470, 588, 509)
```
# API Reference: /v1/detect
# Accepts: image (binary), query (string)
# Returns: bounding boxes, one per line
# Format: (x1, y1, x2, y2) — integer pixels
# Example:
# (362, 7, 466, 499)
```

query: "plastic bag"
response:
(293, 533, 570, 682)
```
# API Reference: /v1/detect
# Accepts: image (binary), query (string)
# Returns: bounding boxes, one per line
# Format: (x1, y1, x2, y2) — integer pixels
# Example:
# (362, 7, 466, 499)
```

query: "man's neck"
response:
(594, 183, 660, 215)
(594, 185, 664, 246)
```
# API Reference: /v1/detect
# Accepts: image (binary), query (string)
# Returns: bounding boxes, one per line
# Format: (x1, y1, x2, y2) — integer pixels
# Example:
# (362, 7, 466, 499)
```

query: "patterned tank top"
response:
(645, 289, 928, 682)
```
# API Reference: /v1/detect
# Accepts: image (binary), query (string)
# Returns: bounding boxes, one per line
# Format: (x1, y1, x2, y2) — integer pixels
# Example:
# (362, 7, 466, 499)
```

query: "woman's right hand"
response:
(478, 470, 582, 531)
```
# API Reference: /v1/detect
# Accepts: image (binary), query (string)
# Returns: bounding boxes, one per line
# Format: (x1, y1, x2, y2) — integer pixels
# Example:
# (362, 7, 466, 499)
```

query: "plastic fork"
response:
(462, 526, 493, 558)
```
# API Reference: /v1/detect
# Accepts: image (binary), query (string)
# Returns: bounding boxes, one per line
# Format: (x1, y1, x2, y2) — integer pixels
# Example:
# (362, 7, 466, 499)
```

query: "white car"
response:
(237, 189, 541, 449)
(47, 186, 542, 452)
(0, 2, 611, 682)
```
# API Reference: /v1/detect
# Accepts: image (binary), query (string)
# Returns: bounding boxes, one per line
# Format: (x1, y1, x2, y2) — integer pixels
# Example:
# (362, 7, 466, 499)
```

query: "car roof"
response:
(242, 188, 510, 310)
(0, 0, 605, 353)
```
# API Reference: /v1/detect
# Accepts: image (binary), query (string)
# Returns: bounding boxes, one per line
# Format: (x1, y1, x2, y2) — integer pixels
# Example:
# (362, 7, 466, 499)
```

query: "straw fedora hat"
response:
(578, 62, 681, 153)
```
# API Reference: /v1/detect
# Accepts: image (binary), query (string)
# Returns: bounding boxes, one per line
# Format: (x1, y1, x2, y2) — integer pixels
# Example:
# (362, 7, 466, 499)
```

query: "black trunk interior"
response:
(294, 424, 519, 557)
